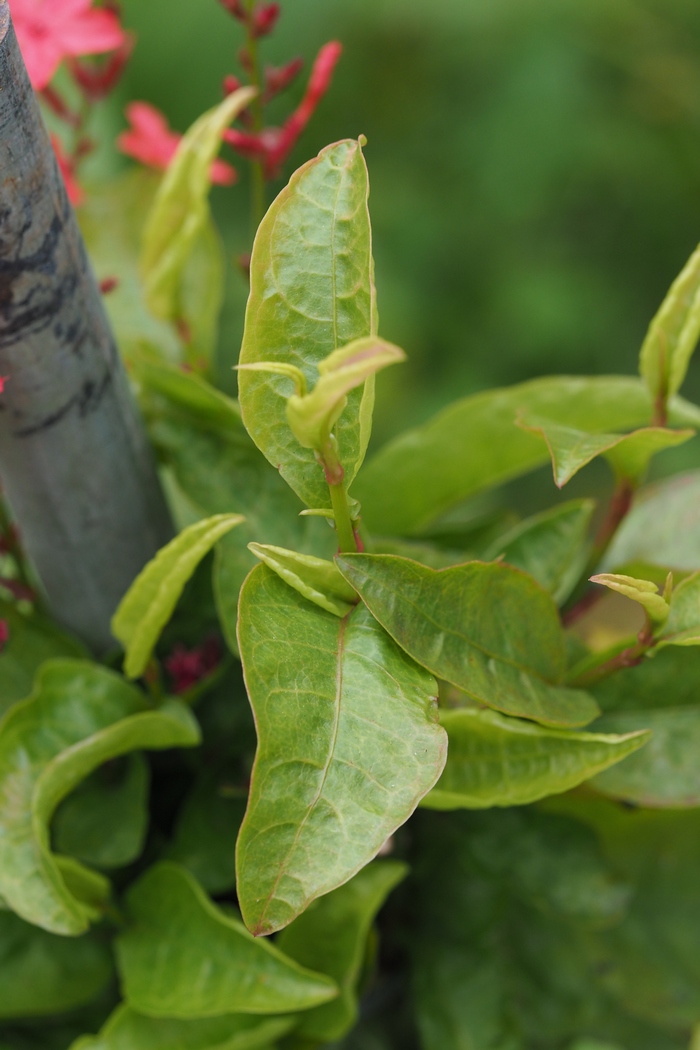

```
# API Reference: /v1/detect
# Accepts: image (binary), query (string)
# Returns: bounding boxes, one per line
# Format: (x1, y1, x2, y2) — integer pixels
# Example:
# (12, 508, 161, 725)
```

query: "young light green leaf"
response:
(655, 569, 700, 648)
(640, 243, 700, 405)
(52, 754, 149, 870)
(518, 416, 694, 487)
(484, 499, 594, 605)
(112, 514, 244, 678)
(0, 659, 199, 934)
(116, 862, 338, 1017)
(0, 911, 113, 1019)
(238, 140, 377, 509)
(141, 88, 256, 344)
(590, 573, 670, 623)
(284, 337, 405, 454)
(248, 543, 357, 617)
(336, 555, 599, 728)
(277, 861, 408, 1043)
(236, 565, 446, 936)
(0, 601, 86, 718)
(421, 707, 649, 810)
(355, 376, 700, 535)
(71, 1004, 295, 1050)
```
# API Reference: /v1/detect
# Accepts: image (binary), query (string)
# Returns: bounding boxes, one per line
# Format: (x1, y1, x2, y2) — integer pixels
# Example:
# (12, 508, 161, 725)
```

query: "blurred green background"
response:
(115, 0, 700, 451)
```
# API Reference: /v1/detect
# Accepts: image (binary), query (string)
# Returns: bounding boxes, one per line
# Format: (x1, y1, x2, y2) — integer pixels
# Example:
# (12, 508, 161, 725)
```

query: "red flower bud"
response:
(253, 2, 280, 38)
(99, 277, 119, 295)
(263, 57, 303, 102)
(223, 73, 243, 96)
(68, 33, 134, 101)
(0, 376, 8, 394)
(165, 636, 221, 694)
(219, 0, 247, 21)
(0, 620, 8, 653)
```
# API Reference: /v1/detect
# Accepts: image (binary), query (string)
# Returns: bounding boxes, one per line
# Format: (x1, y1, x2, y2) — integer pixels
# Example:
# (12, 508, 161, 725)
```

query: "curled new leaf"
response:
(112, 514, 244, 679)
(656, 569, 700, 648)
(248, 542, 357, 616)
(590, 573, 670, 624)
(116, 862, 338, 1017)
(0, 660, 199, 934)
(640, 243, 700, 408)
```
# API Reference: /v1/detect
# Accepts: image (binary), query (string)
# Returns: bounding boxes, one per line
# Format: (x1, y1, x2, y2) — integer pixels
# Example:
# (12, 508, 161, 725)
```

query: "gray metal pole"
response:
(0, 2, 173, 653)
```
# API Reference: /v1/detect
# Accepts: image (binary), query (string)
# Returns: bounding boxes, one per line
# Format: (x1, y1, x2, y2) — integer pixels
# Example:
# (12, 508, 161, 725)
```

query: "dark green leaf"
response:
(116, 863, 338, 1017)
(134, 354, 242, 434)
(277, 861, 408, 1042)
(236, 564, 446, 936)
(422, 707, 648, 809)
(0, 659, 199, 934)
(336, 554, 599, 727)
(165, 773, 246, 894)
(355, 377, 700, 535)
(0, 603, 86, 718)
(238, 140, 377, 509)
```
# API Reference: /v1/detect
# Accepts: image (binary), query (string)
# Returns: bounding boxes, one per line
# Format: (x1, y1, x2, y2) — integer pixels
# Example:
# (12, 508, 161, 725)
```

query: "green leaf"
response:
(0, 603, 86, 718)
(71, 1004, 295, 1050)
(112, 514, 244, 679)
(0, 659, 199, 934)
(277, 861, 408, 1042)
(517, 416, 694, 487)
(483, 500, 594, 605)
(421, 707, 649, 809)
(165, 772, 246, 894)
(52, 754, 149, 869)
(236, 564, 446, 936)
(0, 911, 112, 1019)
(134, 352, 242, 434)
(604, 470, 700, 573)
(336, 554, 599, 727)
(248, 543, 357, 617)
(238, 140, 377, 509)
(355, 376, 700, 535)
(141, 88, 255, 352)
(178, 217, 225, 363)
(640, 243, 700, 403)
(590, 573, 670, 623)
(656, 569, 700, 647)
(116, 862, 338, 1018)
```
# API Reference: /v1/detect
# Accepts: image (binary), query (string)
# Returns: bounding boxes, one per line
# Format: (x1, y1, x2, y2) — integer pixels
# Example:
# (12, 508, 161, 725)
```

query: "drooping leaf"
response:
(518, 416, 693, 487)
(421, 707, 648, 810)
(655, 569, 700, 647)
(355, 376, 700, 535)
(238, 140, 377, 509)
(141, 88, 255, 352)
(336, 554, 599, 727)
(0, 911, 113, 1019)
(70, 1005, 295, 1050)
(165, 772, 246, 894)
(236, 564, 446, 936)
(590, 573, 670, 623)
(639, 243, 700, 404)
(483, 500, 594, 604)
(248, 543, 357, 617)
(277, 861, 408, 1042)
(116, 862, 338, 1017)
(0, 660, 199, 934)
(112, 514, 244, 679)
(0, 602, 86, 718)
(52, 754, 149, 870)
(603, 470, 700, 572)
(134, 352, 242, 434)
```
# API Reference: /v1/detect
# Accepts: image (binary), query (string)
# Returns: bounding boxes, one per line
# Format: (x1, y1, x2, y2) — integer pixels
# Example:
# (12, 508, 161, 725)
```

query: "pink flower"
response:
(117, 102, 237, 186)
(165, 637, 221, 694)
(0, 621, 8, 654)
(0, 377, 9, 394)
(9, 0, 125, 91)
(224, 40, 342, 179)
(51, 134, 84, 206)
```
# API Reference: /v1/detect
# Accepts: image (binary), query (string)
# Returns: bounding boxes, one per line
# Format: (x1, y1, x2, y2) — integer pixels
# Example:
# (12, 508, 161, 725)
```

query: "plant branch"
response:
(568, 620, 656, 689)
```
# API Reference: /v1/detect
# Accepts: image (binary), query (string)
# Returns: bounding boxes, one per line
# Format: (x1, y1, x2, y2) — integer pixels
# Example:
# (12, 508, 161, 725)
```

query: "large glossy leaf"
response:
(236, 564, 446, 936)
(336, 554, 598, 727)
(421, 707, 648, 809)
(355, 376, 700, 535)
(0, 603, 86, 718)
(0, 911, 113, 1019)
(603, 470, 700, 572)
(52, 754, 149, 869)
(165, 772, 246, 894)
(112, 514, 244, 679)
(277, 861, 408, 1042)
(141, 88, 255, 350)
(71, 1005, 295, 1050)
(116, 863, 338, 1017)
(483, 500, 594, 605)
(238, 139, 377, 509)
(0, 660, 199, 934)
(518, 417, 693, 487)
(639, 243, 700, 403)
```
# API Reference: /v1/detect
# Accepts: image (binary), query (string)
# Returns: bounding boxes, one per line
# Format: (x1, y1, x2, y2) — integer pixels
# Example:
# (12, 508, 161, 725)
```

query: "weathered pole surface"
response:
(0, 2, 173, 652)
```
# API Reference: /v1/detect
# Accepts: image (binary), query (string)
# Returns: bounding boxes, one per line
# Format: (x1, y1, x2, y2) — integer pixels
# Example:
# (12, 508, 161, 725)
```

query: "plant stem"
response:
(329, 481, 357, 554)
(244, 0, 267, 233)
(568, 623, 655, 689)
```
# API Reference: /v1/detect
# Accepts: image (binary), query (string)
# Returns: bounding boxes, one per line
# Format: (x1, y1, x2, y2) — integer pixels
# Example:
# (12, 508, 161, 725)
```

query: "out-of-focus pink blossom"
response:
(51, 134, 84, 206)
(9, 0, 125, 90)
(253, 2, 280, 38)
(165, 636, 221, 694)
(263, 57, 303, 102)
(0, 621, 8, 654)
(117, 102, 238, 186)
